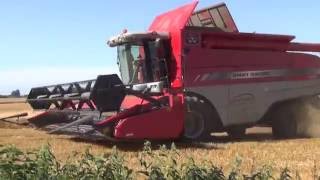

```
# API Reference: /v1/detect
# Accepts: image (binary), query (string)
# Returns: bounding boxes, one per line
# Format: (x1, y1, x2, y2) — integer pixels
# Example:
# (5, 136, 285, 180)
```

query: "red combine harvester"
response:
(27, 2, 320, 141)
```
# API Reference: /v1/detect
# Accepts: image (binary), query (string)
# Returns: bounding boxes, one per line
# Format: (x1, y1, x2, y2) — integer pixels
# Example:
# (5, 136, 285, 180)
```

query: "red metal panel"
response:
(288, 42, 320, 52)
(201, 31, 295, 43)
(149, 1, 198, 32)
(114, 95, 184, 139)
(184, 28, 296, 51)
(149, 1, 198, 88)
(183, 47, 320, 87)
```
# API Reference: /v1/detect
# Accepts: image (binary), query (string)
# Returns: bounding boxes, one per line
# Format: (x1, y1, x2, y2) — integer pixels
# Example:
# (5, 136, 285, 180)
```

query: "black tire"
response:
(183, 94, 217, 141)
(271, 99, 299, 138)
(296, 96, 320, 138)
(271, 97, 320, 139)
(226, 127, 246, 139)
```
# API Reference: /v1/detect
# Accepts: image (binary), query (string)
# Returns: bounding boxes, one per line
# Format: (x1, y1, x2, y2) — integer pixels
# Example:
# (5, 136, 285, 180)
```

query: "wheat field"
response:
(1, 98, 320, 178)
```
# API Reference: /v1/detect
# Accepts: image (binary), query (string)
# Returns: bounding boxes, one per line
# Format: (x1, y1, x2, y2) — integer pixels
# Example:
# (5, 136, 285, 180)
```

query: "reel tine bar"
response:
(27, 79, 96, 110)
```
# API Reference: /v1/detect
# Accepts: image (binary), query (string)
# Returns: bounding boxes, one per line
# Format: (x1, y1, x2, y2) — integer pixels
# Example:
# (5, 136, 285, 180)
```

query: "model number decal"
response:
(194, 68, 320, 82)
(231, 70, 273, 79)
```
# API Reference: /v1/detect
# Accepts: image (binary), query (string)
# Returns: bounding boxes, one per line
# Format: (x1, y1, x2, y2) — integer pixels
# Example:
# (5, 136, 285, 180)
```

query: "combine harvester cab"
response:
(27, 1, 320, 141)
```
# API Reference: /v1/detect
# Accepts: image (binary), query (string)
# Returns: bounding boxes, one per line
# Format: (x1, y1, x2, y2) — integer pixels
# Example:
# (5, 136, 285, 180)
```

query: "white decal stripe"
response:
(195, 68, 320, 82)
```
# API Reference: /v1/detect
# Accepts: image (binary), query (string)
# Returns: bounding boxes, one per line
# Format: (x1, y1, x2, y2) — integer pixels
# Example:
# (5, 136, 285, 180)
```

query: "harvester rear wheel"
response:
(271, 96, 320, 139)
(271, 99, 299, 138)
(183, 94, 216, 141)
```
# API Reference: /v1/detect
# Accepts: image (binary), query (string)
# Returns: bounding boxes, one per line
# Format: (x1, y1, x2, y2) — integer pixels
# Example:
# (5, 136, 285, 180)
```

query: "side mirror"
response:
(155, 39, 166, 59)
(154, 38, 161, 49)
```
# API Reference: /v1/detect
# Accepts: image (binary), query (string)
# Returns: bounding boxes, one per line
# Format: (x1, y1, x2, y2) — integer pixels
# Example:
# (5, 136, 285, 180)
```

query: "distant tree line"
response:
(0, 89, 21, 98)
(10, 89, 21, 97)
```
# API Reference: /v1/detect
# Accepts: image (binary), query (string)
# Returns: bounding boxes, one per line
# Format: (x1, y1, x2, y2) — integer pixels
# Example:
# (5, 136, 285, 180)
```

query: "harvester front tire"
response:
(183, 95, 215, 141)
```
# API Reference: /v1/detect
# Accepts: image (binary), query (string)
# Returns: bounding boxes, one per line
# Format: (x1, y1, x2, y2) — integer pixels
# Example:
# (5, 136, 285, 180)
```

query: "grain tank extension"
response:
(27, 1, 320, 140)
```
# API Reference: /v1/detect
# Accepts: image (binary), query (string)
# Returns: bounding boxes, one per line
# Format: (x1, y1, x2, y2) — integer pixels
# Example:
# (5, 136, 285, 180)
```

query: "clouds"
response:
(0, 66, 119, 95)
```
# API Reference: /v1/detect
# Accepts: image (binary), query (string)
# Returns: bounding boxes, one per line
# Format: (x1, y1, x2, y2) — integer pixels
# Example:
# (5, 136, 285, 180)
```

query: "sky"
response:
(0, 0, 320, 95)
